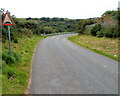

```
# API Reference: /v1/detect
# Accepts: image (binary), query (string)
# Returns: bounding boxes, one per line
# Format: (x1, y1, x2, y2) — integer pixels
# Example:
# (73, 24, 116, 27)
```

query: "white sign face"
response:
(3, 14, 12, 24)
(2, 11, 14, 25)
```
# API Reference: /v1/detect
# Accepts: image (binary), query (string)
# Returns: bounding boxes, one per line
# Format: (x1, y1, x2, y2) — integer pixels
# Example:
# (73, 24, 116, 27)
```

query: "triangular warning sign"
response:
(2, 11, 14, 25)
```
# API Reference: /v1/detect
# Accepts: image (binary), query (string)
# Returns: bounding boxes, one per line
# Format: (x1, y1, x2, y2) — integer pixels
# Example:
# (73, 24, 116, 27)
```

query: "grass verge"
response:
(2, 35, 46, 94)
(68, 35, 119, 62)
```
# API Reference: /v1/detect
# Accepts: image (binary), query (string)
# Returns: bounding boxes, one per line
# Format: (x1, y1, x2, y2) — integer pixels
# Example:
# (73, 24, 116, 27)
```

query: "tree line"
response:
(2, 10, 119, 44)
(2, 15, 78, 43)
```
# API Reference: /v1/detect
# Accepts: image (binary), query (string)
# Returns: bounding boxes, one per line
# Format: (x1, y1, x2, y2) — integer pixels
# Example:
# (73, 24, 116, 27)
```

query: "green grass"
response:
(68, 35, 119, 62)
(2, 35, 46, 94)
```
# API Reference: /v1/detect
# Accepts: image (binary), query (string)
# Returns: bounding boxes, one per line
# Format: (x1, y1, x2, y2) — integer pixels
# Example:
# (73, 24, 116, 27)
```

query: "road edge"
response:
(24, 39, 43, 94)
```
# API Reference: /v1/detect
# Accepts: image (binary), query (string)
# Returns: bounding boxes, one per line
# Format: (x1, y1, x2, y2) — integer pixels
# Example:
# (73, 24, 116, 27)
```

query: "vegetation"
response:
(70, 10, 119, 61)
(2, 51, 21, 65)
(102, 10, 118, 20)
(2, 16, 78, 42)
(25, 17, 78, 34)
(91, 24, 101, 36)
(68, 35, 119, 61)
(77, 10, 119, 38)
(1, 9, 119, 94)
(2, 35, 46, 94)
(1, 10, 78, 94)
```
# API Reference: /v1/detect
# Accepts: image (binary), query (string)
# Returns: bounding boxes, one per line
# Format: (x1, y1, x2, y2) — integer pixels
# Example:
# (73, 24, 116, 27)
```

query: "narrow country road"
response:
(29, 34, 118, 94)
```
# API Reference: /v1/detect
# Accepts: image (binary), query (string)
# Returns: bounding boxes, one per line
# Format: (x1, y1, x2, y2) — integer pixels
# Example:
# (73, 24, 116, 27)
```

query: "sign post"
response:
(8, 26, 11, 54)
(2, 10, 14, 55)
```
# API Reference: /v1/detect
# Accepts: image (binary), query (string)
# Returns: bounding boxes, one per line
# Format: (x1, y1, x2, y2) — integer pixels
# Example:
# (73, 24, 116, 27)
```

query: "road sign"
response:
(2, 10, 14, 55)
(2, 11, 14, 25)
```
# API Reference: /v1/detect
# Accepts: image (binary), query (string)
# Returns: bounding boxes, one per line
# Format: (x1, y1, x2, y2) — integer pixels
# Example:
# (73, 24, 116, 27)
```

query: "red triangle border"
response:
(2, 11, 14, 26)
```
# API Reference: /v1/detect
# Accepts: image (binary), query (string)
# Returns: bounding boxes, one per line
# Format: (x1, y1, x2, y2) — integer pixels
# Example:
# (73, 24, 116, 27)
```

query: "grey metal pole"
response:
(8, 26, 12, 55)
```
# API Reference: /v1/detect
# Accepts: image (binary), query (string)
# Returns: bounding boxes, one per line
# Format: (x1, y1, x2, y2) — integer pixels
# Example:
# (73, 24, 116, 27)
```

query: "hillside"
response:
(77, 10, 119, 38)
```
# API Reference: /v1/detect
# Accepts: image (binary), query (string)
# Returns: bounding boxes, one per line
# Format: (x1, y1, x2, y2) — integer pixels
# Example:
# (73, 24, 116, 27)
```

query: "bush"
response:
(96, 30, 103, 37)
(2, 53, 16, 65)
(90, 24, 101, 36)
(11, 34, 19, 43)
(77, 19, 95, 34)
(2, 51, 21, 65)
(103, 27, 117, 38)
(19, 28, 33, 37)
(104, 28, 112, 37)
(11, 51, 21, 62)
(111, 26, 119, 37)
(96, 25, 119, 38)
(43, 26, 55, 34)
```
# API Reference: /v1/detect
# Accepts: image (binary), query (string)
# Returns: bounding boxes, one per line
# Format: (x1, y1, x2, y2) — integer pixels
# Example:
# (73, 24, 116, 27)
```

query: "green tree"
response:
(77, 19, 94, 34)
(90, 24, 101, 36)
(43, 26, 55, 34)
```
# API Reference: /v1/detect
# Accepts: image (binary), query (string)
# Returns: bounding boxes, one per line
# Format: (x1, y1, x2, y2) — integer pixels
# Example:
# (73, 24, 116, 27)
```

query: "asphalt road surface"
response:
(29, 34, 118, 94)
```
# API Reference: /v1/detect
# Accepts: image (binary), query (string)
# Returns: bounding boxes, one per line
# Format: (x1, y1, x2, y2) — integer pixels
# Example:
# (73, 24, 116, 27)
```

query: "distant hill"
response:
(77, 10, 119, 38)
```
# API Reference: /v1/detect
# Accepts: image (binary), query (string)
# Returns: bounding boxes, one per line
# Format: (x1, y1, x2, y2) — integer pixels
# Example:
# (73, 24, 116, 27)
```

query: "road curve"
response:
(29, 34, 118, 94)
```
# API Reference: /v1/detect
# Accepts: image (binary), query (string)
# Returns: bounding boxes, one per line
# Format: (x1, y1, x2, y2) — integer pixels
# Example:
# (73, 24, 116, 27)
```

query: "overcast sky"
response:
(0, 0, 119, 19)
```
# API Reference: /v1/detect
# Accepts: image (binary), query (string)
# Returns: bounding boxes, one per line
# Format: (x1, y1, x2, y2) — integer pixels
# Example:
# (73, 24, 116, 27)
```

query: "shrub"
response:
(43, 26, 55, 34)
(90, 24, 101, 36)
(77, 19, 95, 34)
(2, 51, 21, 65)
(11, 34, 19, 43)
(11, 51, 21, 62)
(111, 26, 119, 37)
(96, 30, 103, 37)
(18, 28, 33, 37)
(96, 25, 118, 38)
(2, 53, 16, 65)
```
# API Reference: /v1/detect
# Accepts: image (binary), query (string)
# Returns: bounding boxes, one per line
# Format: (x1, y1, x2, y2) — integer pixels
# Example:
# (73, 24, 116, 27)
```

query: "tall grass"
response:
(68, 35, 119, 61)
(2, 35, 46, 94)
